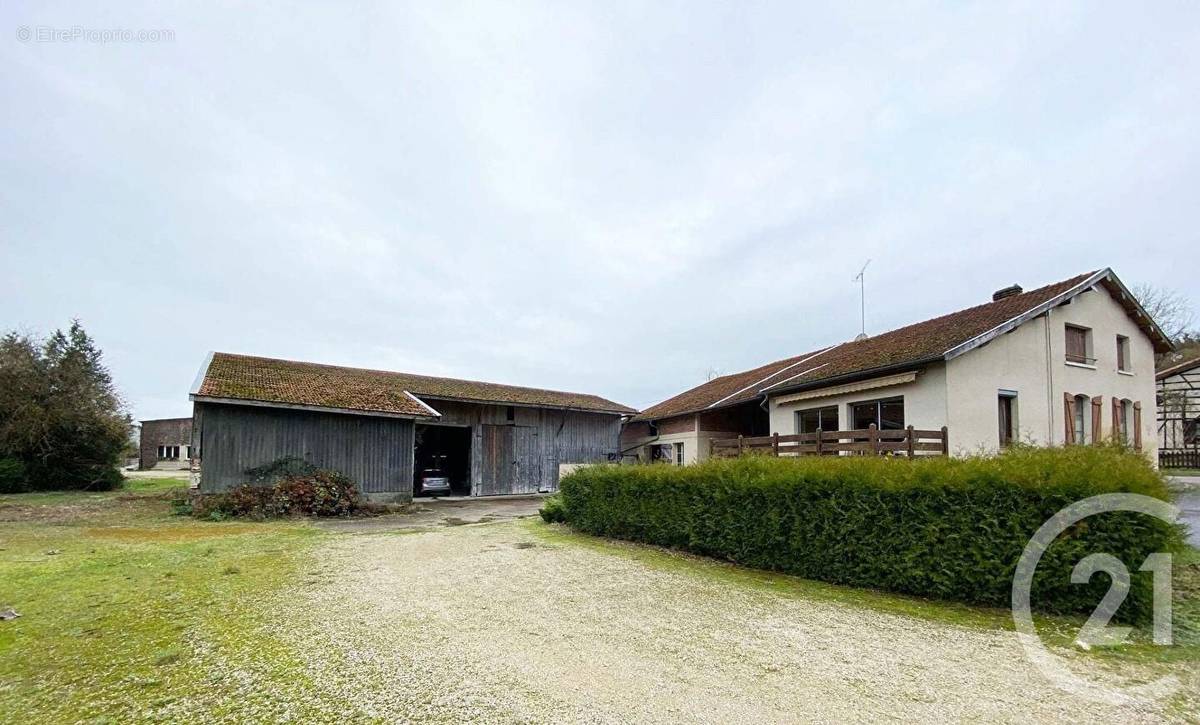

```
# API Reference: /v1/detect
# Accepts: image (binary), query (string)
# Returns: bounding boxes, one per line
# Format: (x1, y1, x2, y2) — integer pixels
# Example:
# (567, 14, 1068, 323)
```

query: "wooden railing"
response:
(709, 424, 949, 459)
(1160, 448, 1200, 470)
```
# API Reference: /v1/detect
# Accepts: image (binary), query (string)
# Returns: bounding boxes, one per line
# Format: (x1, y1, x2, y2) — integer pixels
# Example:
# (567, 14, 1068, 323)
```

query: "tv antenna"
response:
(853, 259, 871, 340)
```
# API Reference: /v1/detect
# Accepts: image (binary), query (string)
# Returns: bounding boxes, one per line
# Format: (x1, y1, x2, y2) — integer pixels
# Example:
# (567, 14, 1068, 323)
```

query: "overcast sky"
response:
(2, 2, 1198, 420)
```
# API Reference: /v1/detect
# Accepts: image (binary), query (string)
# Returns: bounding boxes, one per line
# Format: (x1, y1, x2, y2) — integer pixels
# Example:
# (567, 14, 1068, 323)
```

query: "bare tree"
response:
(1132, 283, 1196, 342)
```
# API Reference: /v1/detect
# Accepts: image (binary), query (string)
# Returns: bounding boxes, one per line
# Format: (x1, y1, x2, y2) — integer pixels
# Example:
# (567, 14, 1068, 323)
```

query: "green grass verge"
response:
(0, 483, 346, 722)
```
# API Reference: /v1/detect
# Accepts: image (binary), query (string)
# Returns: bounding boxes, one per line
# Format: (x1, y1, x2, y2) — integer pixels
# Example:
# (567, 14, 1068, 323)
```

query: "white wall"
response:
(944, 311, 1053, 453)
(767, 364, 948, 438)
(945, 285, 1158, 456)
(623, 430, 701, 465)
(1050, 286, 1158, 456)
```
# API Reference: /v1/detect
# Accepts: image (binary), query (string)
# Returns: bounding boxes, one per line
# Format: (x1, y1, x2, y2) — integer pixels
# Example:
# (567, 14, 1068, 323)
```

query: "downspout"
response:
(1045, 313, 1055, 442)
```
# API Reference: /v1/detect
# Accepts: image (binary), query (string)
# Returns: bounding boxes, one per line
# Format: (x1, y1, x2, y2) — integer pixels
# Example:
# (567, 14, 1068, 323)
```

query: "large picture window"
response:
(796, 405, 839, 434)
(850, 396, 904, 430)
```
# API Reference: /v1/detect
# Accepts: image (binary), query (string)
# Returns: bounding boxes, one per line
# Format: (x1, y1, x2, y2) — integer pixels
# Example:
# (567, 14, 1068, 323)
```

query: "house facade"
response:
(139, 417, 193, 470)
(625, 269, 1171, 461)
(189, 352, 633, 501)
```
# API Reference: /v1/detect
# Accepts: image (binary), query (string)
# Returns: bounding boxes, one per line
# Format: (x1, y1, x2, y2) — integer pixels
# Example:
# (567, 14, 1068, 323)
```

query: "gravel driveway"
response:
(269, 518, 1191, 723)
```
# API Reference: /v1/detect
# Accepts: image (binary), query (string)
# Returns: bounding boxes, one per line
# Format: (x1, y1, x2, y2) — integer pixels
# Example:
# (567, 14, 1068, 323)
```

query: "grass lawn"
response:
(1167, 469, 1200, 478)
(0, 480, 1197, 721)
(0, 478, 333, 722)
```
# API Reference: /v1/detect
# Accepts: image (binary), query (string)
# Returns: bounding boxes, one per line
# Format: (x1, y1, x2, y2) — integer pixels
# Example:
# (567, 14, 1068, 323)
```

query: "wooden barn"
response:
(188, 352, 634, 501)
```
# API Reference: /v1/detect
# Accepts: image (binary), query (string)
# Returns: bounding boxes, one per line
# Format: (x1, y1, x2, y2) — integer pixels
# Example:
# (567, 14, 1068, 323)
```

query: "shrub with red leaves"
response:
(194, 468, 361, 519)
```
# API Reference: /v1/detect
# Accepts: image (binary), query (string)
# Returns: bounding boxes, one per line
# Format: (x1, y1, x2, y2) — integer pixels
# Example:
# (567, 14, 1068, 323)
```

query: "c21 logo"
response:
(1011, 494, 1179, 705)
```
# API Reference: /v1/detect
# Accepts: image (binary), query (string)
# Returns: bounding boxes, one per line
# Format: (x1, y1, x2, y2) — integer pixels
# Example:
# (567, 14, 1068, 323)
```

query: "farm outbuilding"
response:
(188, 352, 634, 501)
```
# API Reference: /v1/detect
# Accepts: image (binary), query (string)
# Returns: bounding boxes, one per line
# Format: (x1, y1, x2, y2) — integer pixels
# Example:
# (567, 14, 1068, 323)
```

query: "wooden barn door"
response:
(480, 425, 541, 495)
(480, 425, 512, 496)
(511, 426, 541, 494)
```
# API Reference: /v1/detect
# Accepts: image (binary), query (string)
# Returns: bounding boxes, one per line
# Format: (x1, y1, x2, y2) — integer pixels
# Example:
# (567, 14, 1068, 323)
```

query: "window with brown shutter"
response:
(998, 393, 1017, 448)
(1072, 394, 1089, 443)
(1064, 393, 1076, 443)
(1065, 325, 1091, 364)
(1133, 401, 1142, 451)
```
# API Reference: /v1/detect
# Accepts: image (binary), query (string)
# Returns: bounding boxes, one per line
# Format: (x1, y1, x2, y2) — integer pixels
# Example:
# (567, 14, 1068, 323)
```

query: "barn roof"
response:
(191, 352, 635, 418)
(636, 268, 1172, 421)
(1157, 354, 1200, 380)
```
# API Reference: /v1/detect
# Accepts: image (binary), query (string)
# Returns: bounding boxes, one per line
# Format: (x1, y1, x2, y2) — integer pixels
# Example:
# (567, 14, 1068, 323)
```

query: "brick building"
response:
(139, 417, 193, 470)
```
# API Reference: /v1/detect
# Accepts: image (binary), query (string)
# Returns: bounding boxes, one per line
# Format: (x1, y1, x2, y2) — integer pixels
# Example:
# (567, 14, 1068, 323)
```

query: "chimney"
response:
(992, 284, 1022, 302)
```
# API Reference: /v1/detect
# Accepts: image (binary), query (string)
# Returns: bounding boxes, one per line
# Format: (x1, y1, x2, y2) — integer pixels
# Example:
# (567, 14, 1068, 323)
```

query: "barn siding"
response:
(194, 402, 415, 499)
(417, 398, 621, 494)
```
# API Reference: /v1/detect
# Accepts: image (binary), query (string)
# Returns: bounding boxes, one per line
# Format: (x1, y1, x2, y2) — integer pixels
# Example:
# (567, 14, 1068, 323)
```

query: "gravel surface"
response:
(275, 521, 1185, 723)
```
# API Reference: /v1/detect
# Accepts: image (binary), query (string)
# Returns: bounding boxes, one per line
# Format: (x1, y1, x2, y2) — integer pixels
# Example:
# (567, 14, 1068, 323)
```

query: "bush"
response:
(539, 494, 567, 523)
(558, 446, 1182, 620)
(243, 455, 318, 485)
(271, 469, 361, 517)
(0, 322, 131, 491)
(0, 457, 28, 494)
(194, 469, 361, 519)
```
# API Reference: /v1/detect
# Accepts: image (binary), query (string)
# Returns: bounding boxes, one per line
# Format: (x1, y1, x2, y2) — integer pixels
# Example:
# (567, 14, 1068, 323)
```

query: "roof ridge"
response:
(211, 351, 626, 404)
(635, 269, 1105, 420)
(706, 270, 1094, 387)
(853, 270, 1098, 348)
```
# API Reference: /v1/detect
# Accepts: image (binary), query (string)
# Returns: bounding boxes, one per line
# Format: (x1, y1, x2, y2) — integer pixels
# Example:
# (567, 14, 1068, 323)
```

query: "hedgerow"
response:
(558, 445, 1183, 620)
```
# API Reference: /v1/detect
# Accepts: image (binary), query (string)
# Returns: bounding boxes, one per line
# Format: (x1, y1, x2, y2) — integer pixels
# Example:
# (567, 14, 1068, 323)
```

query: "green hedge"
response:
(558, 446, 1182, 620)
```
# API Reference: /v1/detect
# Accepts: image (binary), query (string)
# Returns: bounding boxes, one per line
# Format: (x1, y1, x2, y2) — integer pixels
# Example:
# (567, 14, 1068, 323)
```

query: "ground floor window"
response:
(674, 442, 684, 465)
(850, 397, 904, 430)
(157, 445, 180, 460)
(796, 405, 839, 434)
(998, 391, 1017, 448)
(1073, 394, 1089, 444)
(649, 444, 674, 464)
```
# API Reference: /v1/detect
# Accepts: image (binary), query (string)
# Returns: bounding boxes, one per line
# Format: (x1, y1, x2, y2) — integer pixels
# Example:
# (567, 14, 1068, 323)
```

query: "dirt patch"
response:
(316, 495, 547, 533)
(0, 487, 183, 525)
(84, 524, 274, 543)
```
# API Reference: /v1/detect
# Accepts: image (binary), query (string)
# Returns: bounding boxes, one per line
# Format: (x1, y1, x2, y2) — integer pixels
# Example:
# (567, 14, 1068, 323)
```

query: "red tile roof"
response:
(637, 270, 1162, 421)
(195, 353, 635, 417)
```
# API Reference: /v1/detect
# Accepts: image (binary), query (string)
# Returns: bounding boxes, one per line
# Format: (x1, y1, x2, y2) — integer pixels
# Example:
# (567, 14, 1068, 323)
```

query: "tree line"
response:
(0, 321, 130, 492)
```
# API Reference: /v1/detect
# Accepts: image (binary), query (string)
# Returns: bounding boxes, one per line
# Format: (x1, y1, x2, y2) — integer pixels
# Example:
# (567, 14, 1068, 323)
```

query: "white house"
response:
(622, 269, 1172, 462)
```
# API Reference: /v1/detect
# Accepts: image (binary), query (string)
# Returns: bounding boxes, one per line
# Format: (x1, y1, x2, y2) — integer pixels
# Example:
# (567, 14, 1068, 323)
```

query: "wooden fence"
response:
(710, 424, 949, 459)
(1160, 448, 1200, 470)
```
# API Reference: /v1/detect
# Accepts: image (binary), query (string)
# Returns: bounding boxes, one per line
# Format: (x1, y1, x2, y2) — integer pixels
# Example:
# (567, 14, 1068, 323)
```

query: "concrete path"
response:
(316, 494, 548, 533)
(1170, 476, 1200, 548)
